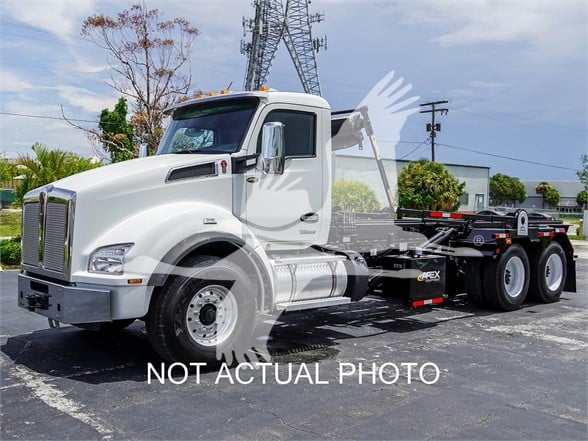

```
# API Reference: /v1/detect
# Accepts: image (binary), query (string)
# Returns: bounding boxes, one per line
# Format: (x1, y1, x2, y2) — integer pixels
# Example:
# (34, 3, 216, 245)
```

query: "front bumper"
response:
(17, 273, 111, 324)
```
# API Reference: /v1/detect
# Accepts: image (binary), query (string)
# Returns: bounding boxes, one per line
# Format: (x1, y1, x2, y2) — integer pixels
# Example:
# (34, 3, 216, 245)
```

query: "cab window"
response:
(260, 110, 316, 157)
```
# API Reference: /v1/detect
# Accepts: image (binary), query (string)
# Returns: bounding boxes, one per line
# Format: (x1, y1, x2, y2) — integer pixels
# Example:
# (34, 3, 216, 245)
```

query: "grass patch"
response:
(560, 216, 581, 225)
(0, 210, 22, 237)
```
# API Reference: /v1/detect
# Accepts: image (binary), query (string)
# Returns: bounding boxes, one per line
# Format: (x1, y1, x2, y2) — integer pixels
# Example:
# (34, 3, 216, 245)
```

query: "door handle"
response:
(246, 176, 259, 183)
(300, 212, 319, 223)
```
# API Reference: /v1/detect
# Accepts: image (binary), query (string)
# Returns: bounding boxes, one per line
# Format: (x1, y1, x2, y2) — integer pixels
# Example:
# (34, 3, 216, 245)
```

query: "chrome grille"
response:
(21, 187, 75, 280)
(43, 202, 67, 272)
(22, 202, 40, 266)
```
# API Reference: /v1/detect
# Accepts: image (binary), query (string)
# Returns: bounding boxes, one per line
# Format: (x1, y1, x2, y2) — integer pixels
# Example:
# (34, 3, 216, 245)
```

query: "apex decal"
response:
(417, 271, 441, 282)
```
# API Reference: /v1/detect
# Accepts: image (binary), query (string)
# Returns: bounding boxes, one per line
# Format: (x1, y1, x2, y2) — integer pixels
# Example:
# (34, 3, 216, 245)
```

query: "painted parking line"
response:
(3, 358, 116, 440)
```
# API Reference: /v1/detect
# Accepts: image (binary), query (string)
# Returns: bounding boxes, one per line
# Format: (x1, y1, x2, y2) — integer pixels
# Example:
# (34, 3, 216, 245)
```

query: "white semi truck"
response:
(17, 90, 577, 364)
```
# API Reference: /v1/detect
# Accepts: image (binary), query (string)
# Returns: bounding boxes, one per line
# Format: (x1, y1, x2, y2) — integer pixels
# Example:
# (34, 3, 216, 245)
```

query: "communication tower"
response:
(241, 0, 326, 95)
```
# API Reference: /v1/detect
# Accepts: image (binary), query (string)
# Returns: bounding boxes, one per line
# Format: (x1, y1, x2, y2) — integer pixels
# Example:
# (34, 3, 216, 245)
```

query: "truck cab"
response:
(157, 91, 333, 247)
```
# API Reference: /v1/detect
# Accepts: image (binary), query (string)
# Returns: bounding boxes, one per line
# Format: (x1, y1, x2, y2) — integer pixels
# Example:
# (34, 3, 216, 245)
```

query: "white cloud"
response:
(468, 80, 511, 90)
(52, 85, 117, 113)
(4, 101, 63, 118)
(149, 0, 250, 31)
(394, 0, 586, 58)
(1, 0, 97, 42)
(1, 100, 95, 156)
(0, 71, 34, 93)
(1, 100, 83, 151)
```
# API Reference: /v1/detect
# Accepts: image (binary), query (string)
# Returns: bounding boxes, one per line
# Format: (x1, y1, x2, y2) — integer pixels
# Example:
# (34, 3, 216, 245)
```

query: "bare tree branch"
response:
(81, 3, 199, 154)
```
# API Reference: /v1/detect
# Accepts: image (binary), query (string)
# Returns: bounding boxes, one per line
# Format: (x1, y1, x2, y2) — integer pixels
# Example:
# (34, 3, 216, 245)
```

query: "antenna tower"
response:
(241, 0, 326, 95)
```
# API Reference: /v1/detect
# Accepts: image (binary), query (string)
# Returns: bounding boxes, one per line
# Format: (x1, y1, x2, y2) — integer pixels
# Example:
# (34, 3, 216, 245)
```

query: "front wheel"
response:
(146, 255, 256, 366)
(529, 242, 567, 303)
(484, 244, 530, 311)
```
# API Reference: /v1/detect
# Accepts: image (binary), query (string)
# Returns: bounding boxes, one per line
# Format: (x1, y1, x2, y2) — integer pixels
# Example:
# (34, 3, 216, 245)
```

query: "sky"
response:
(0, 0, 586, 181)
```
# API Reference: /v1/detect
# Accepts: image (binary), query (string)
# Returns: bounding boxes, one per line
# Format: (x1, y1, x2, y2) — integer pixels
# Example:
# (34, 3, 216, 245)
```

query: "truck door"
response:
(244, 105, 324, 246)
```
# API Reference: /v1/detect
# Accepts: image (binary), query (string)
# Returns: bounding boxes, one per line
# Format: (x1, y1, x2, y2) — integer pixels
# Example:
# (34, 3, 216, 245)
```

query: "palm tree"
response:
(15, 143, 100, 201)
(535, 181, 553, 208)
(17, 143, 71, 186)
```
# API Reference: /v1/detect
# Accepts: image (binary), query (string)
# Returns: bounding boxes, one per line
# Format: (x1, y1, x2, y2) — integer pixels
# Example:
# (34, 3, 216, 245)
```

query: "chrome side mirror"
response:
(261, 122, 285, 174)
(138, 143, 149, 158)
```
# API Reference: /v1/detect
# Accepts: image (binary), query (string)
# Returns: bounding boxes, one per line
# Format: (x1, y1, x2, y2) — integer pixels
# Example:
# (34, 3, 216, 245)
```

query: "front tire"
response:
(484, 244, 530, 311)
(146, 255, 256, 366)
(529, 242, 567, 303)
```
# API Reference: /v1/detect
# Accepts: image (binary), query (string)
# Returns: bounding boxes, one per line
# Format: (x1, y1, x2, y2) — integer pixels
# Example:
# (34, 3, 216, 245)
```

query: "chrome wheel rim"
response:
(185, 284, 238, 346)
(504, 256, 525, 298)
(544, 253, 564, 291)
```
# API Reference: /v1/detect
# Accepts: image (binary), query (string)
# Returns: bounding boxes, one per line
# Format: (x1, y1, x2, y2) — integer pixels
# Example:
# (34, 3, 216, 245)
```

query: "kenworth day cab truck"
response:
(18, 90, 577, 364)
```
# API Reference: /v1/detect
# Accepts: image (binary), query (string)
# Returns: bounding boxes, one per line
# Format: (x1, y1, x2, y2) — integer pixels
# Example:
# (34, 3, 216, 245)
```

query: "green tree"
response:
(0, 160, 18, 182)
(576, 189, 588, 208)
(82, 3, 199, 154)
(15, 143, 100, 201)
(535, 181, 552, 195)
(543, 187, 560, 207)
(98, 97, 135, 162)
(535, 181, 559, 208)
(397, 159, 465, 211)
(489, 173, 527, 206)
(332, 180, 380, 212)
(578, 154, 588, 188)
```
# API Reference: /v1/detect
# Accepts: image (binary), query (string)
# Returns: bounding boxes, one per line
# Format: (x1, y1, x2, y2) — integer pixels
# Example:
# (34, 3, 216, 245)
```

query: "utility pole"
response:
(419, 100, 449, 162)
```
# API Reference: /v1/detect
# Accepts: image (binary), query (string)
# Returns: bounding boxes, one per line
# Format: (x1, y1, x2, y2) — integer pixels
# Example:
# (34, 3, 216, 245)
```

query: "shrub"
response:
(398, 159, 465, 211)
(332, 180, 381, 212)
(0, 237, 21, 266)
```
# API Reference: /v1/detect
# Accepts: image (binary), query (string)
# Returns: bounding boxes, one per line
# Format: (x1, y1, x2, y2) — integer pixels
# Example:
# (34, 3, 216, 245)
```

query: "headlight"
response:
(89, 243, 134, 274)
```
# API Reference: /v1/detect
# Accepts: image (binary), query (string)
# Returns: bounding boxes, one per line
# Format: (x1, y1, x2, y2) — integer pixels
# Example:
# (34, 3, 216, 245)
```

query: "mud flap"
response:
(564, 256, 576, 293)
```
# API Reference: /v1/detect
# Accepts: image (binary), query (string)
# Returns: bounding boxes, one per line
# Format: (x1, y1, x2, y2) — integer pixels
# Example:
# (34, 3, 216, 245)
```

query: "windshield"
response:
(157, 97, 259, 155)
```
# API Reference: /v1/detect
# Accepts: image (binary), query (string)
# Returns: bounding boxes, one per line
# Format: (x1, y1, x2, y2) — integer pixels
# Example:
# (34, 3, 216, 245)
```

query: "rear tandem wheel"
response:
(483, 244, 530, 311)
(529, 241, 567, 303)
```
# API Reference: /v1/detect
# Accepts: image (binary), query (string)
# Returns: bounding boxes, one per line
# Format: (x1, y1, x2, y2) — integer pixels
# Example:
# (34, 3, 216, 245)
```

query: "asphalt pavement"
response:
(1, 258, 587, 440)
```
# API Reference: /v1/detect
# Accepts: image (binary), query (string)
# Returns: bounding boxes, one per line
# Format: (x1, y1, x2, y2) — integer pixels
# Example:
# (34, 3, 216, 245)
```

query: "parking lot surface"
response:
(1, 257, 587, 440)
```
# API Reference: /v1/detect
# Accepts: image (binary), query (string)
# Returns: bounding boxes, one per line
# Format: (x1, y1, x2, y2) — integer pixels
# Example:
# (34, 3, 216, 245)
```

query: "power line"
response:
(381, 140, 426, 144)
(0, 111, 96, 124)
(0, 112, 581, 171)
(0, 111, 129, 129)
(399, 139, 428, 160)
(437, 142, 577, 171)
(0, 30, 69, 46)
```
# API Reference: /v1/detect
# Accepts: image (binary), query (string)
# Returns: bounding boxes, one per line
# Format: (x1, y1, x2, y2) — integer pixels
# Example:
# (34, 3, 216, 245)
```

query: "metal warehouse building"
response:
(518, 181, 585, 213)
(332, 154, 490, 212)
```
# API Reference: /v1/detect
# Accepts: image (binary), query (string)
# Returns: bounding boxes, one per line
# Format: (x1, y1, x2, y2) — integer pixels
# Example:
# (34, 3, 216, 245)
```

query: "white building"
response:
(518, 180, 585, 213)
(332, 154, 490, 212)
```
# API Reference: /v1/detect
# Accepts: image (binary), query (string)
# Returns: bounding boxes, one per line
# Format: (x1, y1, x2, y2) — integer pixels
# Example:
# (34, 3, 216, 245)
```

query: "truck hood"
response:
(28, 153, 235, 276)
(51, 154, 228, 196)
